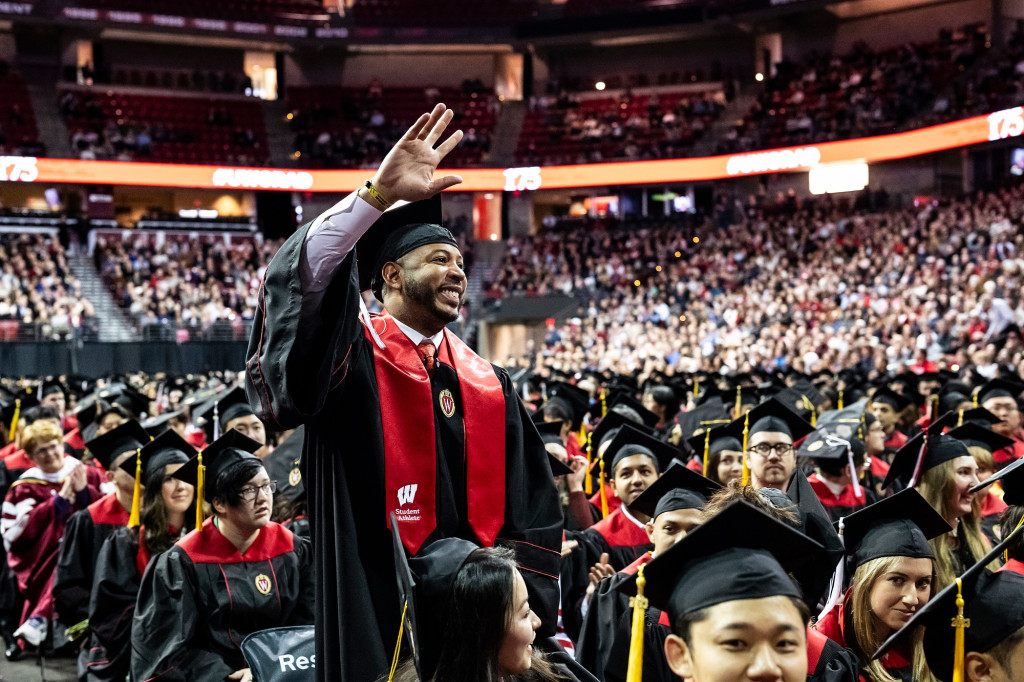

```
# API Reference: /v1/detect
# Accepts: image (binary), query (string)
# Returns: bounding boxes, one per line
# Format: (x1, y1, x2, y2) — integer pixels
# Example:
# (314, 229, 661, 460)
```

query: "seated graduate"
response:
(800, 430, 870, 520)
(945, 421, 1015, 545)
(591, 462, 717, 682)
(874, 525, 1024, 682)
(387, 526, 594, 682)
(53, 420, 150, 675)
(685, 427, 743, 487)
(814, 489, 950, 681)
(87, 428, 195, 682)
(972, 456, 1024, 575)
(263, 425, 309, 539)
(1, 419, 104, 654)
(617, 500, 834, 682)
(131, 431, 314, 682)
(883, 429, 996, 589)
(535, 420, 592, 532)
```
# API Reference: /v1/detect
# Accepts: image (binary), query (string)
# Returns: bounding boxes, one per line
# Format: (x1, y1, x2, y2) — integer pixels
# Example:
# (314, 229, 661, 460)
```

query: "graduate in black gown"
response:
(87, 429, 195, 682)
(53, 420, 149, 680)
(131, 431, 313, 682)
(244, 104, 562, 682)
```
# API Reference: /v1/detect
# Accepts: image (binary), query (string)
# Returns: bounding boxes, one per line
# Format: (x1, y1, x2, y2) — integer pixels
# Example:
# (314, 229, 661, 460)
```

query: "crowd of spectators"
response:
(93, 234, 281, 340)
(289, 80, 498, 168)
(0, 234, 96, 341)
(491, 181, 1024, 384)
(65, 62, 255, 97)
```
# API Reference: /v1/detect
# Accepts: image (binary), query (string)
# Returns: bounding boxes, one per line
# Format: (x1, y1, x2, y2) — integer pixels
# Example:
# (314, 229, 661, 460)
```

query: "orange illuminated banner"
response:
(2, 106, 1020, 193)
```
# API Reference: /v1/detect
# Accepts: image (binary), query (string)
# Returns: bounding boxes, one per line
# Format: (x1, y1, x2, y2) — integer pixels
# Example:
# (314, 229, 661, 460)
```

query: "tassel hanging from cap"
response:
(128, 448, 143, 527)
(908, 429, 929, 489)
(600, 389, 607, 418)
(693, 379, 699, 398)
(951, 577, 970, 682)
(625, 563, 649, 682)
(838, 390, 844, 410)
(584, 433, 593, 495)
(734, 385, 742, 420)
(387, 599, 409, 682)
(1005, 512, 1024, 563)
(957, 409, 964, 428)
(702, 428, 711, 477)
(973, 391, 978, 408)
(8, 398, 20, 442)
(930, 394, 940, 422)
(195, 450, 206, 531)
(741, 412, 750, 486)
(818, 517, 846, 619)
(802, 396, 816, 427)
(599, 456, 609, 518)
(212, 404, 220, 441)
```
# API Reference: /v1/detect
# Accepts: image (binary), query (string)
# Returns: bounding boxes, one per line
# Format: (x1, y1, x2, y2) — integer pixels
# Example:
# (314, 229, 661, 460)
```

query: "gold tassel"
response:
(734, 385, 742, 419)
(195, 450, 206, 531)
(127, 448, 142, 527)
(693, 379, 699, 398)
(702, 428, 711, 476)
(8, 398, 20, 442)
(951, 578, 970, 682)
(1005, 512, 1024, 563)
(973, 392, 978, 408)
(584, 432, 593, 495)
(600, 389, 607, 418)
(802, 396, 816, 427)
(599, 457, 609, 518)
(741, 412, 750, 486)
(388, 600, 409, 682)
(957, 409, 964, 428)
(626, 563, 649, 682)
(837, 390, 844, 410)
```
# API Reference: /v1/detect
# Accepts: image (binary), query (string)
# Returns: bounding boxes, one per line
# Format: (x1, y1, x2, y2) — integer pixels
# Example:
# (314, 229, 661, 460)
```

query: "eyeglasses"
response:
(238, 481, 277, 502)
(748, 443, 795, 457)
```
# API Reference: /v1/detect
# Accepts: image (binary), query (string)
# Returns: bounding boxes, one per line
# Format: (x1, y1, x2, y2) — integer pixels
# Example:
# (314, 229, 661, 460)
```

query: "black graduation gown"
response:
(603, 606, 680, 682)
(131, 520, 313, 682)
(244, 222, 563, 681)
(87, 526, 142, 682)
(54, 494, 130, 627)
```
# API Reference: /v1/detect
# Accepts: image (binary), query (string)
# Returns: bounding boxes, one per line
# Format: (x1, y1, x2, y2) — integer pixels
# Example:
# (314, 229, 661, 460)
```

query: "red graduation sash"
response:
(366, 311, 506, 555)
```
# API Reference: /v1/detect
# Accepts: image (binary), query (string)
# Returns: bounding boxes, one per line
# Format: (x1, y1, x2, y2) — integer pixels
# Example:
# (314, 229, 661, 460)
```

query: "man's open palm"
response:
(373, 103, 464, 203)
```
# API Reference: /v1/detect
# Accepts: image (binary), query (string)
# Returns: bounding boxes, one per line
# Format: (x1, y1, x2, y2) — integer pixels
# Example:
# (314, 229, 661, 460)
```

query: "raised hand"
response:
(371, 103, 464, 204)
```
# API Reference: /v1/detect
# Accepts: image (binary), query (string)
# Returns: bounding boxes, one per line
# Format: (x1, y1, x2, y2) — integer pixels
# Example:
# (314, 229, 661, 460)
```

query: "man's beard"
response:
(405, 276, 460, 324)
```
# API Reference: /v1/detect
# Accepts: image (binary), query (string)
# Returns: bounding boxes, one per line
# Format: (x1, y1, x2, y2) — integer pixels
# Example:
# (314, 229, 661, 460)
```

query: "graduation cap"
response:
(84, 419, 151, 471)
(261, 426, 305, 503)
(676, 399, 731, 445)
(391, 516, 478, 681)
(171, 430, 263, 528)
(840, 489, 950, 569)
(544, 382, 590, 431)
(600, 424, 677, 477)
(120, 426, 196, 526)
(547, 452, 573, 477)
(726, 382, 761, 417)
(970, 456, 1024, 504)
(0, 392, 37, 440)
(607, 394, 659, 428)
(534, 419, 564, 442)
(36, 377, 66, 400)
(629, 460, 721, 519)
(869, 386, 913, 412)
(99, 383, 150, 418)
(882, 431, 971, 490)
(946, 422, 1015, 454)
(974, 377, 1024, 406)
(874, 524, 1024, 682)
(140, 409, 186, 437)
(617, 501, 825, 623)
(355, 194, 453, 301)
(719, 397, 816, 445)
(816, 403, 870, 441)
(194, 386, 257, 442)
(785, 471, 846, 607)
(694, 380, 726, 406)
(589, 411, 653, 455)
(685, 424, 742, 475)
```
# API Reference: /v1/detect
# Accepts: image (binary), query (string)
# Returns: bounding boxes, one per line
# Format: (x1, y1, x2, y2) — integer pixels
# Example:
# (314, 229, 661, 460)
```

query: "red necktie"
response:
(420, 340, 437, 375)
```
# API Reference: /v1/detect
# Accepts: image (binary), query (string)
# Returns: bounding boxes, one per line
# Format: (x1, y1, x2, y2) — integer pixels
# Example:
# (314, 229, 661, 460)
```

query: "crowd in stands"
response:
(288, 81, 498, 168)
(0, 62, 45, 158)
(59, 90, 268, 165)
(66, 62, 255, 97)
(0, 234, 96, 341)
(92, 233, 280, 340)
(491, 182, 1024, 382)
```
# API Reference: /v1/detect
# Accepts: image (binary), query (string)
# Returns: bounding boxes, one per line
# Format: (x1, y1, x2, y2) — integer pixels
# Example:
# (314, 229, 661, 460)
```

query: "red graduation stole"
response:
(366, 311, 506, 555)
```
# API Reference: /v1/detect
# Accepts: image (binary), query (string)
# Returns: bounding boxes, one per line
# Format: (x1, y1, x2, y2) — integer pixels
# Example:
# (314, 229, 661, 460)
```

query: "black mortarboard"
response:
(840, 489, 950, 569)
(37, 377, 66, 399)
(194, 386, 257, 442)
(84, 420, 151, 471)
(974, 378, 1024, 405)
(874, 526, 1024, 682)
(534, 419, 564, 441)
(970, 457, 1024, 504)
(816, 403, 870, 440)
(629, 460, 721, 519)
(676, 399, 731, 447)
(547, 453, 573, 477)
(785, 471, 847, 606)
(719, 397, 815, 442)
(140, 410, 186, 437)
(590, 411, 653, 454)
(601, 424, 677, 476)
(685, 425, 743, 461)
(261, 426, 305, 503)
(1, 392, 38, 429)
(869, 386, 912, 412)
(545, 382, 590, 431)
(947, 422, 1015, 454)
(355, 195, 454, 301)
(797, 430, 854, 463)
(133, 428, 197, 487)
(618, 501, 824, 622)
(882, 432, 971, 490)
(84, 383, 149, 419)
(608, 394, 659, 428)
(170, 430, 262, 502)
(391, 516, 478, 681)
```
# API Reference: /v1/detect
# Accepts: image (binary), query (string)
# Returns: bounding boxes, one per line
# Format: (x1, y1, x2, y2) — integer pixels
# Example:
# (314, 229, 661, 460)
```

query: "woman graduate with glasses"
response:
(131, 431, 314, 682)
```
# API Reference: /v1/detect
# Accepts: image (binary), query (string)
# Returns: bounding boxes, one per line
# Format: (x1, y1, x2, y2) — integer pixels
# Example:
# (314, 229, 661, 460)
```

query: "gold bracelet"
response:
(364, 179, 393, 210)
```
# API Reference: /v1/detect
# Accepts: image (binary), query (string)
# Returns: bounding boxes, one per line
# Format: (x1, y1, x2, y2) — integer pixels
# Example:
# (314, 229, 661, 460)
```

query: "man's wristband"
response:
(363, 180, 393, 210)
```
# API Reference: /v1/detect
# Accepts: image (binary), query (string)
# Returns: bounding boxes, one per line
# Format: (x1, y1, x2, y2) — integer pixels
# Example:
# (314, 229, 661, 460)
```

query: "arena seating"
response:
(288, 84, 498, 167)
(0, 68, 44, 157)
(59, 89, 268, 165)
